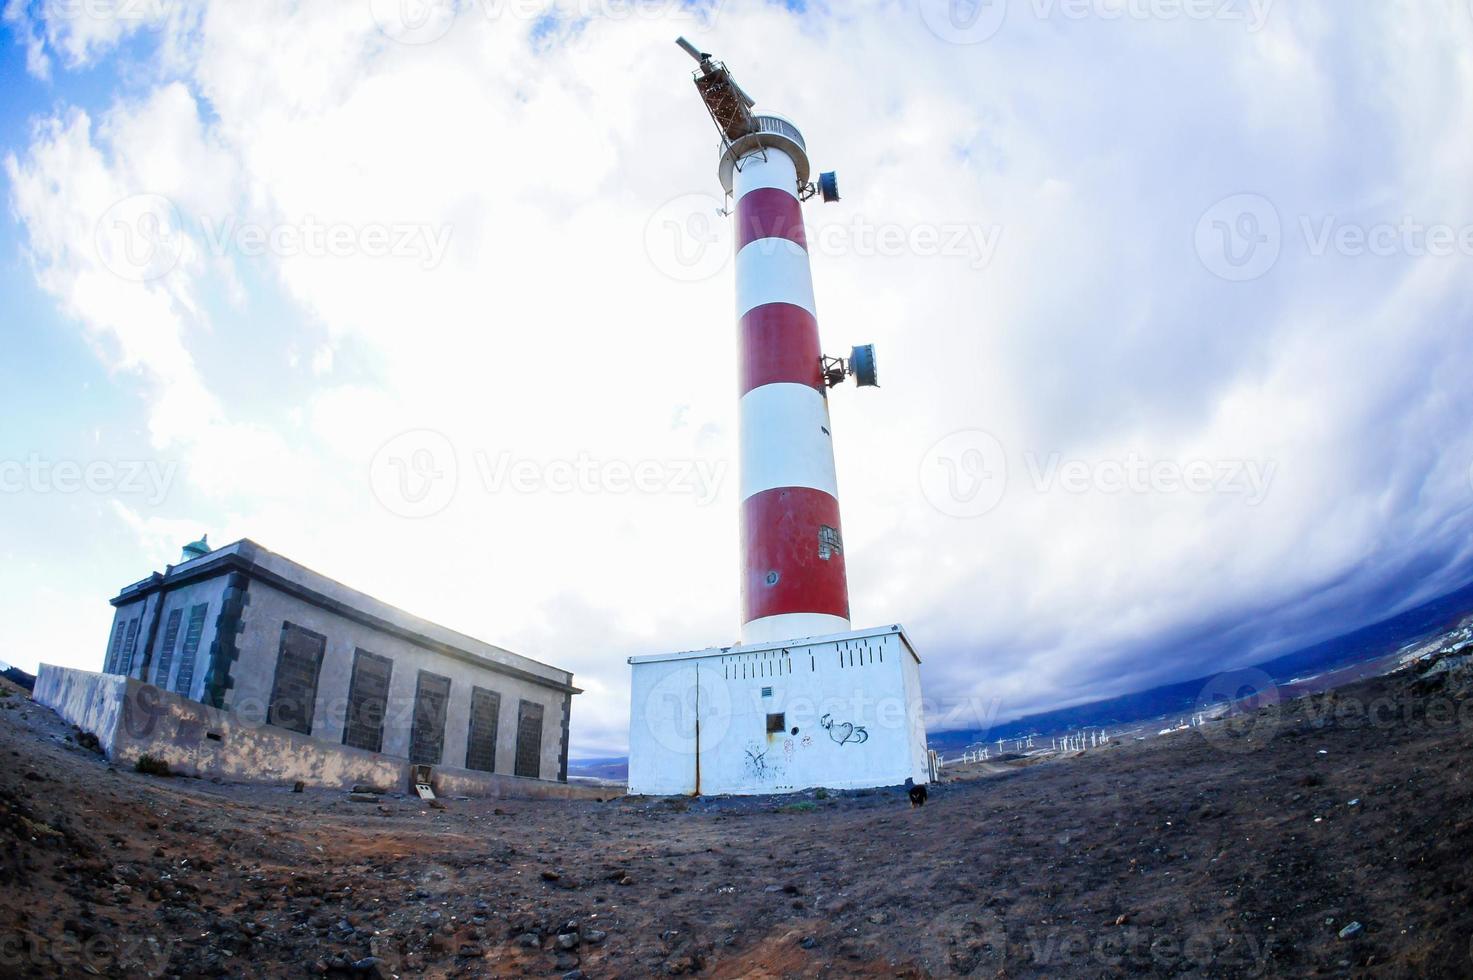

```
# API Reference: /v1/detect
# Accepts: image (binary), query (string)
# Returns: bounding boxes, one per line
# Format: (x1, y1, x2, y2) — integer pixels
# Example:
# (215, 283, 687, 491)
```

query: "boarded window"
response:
(173, 603, 208, 699)
(465, 687, 501, 773)
(267, 622, 327, 735)
(409, 671, 451, 766)
(766, 712, 786, 734)
(105, 619, 127, 674)
(514, 700, 544, 779)
(343, 649, 393, 753)
(153, 608, 184, 687)
(119, 618, 141, 677)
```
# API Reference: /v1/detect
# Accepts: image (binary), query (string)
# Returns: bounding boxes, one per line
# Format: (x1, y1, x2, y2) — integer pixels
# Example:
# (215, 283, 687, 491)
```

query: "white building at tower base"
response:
(626, 625, 929, 796)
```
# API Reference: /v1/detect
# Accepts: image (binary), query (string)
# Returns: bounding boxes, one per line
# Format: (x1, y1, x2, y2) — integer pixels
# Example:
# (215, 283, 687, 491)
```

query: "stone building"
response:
(100, 537, 578, 783)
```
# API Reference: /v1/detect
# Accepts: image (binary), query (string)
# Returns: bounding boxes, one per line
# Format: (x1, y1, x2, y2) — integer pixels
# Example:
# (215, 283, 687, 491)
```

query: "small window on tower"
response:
(818, 525, 843, 560)
(766, 712, 786, 734)
(761, 686, 773, 698)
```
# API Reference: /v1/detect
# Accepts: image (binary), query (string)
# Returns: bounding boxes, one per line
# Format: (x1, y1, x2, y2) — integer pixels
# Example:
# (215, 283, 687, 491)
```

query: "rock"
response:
(799, 936, 817, 949)
(348, 793, 378, 803)
(618, 875, 634, 886)
(351, 784, 384, 795)
(292, 781, 304, 793)
(583, 929, 606, 944)
(351, 956, 386, 977)
(516, 932, 542, 948)
(541, 870, 561, 881)
(555, 932, 579, 950)
(23, 770, 43, 781)
(867, 912, 888, 925)
(1339, 922, 1363, 939)
(553, 953, 579, 971)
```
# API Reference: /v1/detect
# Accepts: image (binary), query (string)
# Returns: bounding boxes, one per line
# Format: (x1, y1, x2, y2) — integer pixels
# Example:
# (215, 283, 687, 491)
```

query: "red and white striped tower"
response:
(720, 118, 849, 645)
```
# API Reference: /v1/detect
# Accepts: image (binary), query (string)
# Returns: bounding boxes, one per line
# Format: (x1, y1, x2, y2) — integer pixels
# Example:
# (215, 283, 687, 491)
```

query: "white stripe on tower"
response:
(733, 143, 851, 645)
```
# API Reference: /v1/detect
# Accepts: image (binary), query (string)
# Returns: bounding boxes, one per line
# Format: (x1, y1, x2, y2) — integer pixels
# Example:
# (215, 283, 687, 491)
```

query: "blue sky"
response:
(3, 0, 1473, 755)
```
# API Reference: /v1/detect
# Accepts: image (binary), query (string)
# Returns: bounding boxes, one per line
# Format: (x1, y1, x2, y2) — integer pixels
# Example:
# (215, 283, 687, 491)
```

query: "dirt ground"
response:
(1, 658, 1471, 978)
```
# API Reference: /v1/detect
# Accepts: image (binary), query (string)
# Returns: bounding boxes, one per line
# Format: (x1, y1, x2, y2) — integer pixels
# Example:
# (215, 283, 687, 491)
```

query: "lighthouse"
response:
(673, 37, 877, 644)
(624, 40, 927, 796)
(730, 114, 850, 645)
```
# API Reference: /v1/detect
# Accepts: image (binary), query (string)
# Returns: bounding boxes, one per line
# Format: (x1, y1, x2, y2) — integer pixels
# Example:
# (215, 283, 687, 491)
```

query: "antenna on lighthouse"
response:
(676, 37, 758, 144)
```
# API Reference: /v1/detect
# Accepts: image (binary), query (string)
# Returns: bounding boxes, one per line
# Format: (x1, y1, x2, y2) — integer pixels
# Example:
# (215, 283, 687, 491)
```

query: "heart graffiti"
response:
(820, 713, 870, 746)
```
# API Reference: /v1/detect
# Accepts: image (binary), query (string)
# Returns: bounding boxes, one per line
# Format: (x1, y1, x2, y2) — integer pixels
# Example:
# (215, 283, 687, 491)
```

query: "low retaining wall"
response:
(33, 665, 610, 801)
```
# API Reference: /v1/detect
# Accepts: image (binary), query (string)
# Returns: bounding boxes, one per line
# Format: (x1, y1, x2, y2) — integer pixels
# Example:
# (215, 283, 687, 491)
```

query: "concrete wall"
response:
(33, 666, 602, 800)
(627, 627, 929, 796)
(227, 578, 568, 781)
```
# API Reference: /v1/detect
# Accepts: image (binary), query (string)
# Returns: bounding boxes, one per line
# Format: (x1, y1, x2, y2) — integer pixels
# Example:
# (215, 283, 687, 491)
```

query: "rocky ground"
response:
(1, 649, 1471, 978)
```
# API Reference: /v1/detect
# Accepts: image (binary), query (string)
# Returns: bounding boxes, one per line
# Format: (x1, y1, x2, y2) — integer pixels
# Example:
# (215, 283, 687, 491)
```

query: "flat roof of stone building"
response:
(113, 539, 580, 695)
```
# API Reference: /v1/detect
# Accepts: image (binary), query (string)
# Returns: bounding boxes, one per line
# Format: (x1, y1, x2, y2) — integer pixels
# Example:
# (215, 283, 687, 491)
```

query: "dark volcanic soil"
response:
(1, 662, 1470, 978)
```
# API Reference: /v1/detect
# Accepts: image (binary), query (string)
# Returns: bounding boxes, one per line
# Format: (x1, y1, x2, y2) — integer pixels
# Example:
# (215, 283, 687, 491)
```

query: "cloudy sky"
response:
(3, 0, 1472, 756)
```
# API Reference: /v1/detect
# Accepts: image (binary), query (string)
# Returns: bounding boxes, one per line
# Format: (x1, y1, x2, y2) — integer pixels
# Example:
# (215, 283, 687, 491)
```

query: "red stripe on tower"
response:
(736, 187, 807, 252)
(741, 487, 850, 622)
(725, 117, 851, 645)
(737, 304, 823, 395)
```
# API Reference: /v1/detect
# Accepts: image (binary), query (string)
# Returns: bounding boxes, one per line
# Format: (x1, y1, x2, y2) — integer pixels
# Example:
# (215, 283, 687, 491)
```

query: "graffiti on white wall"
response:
(820, 713, 869, 746)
